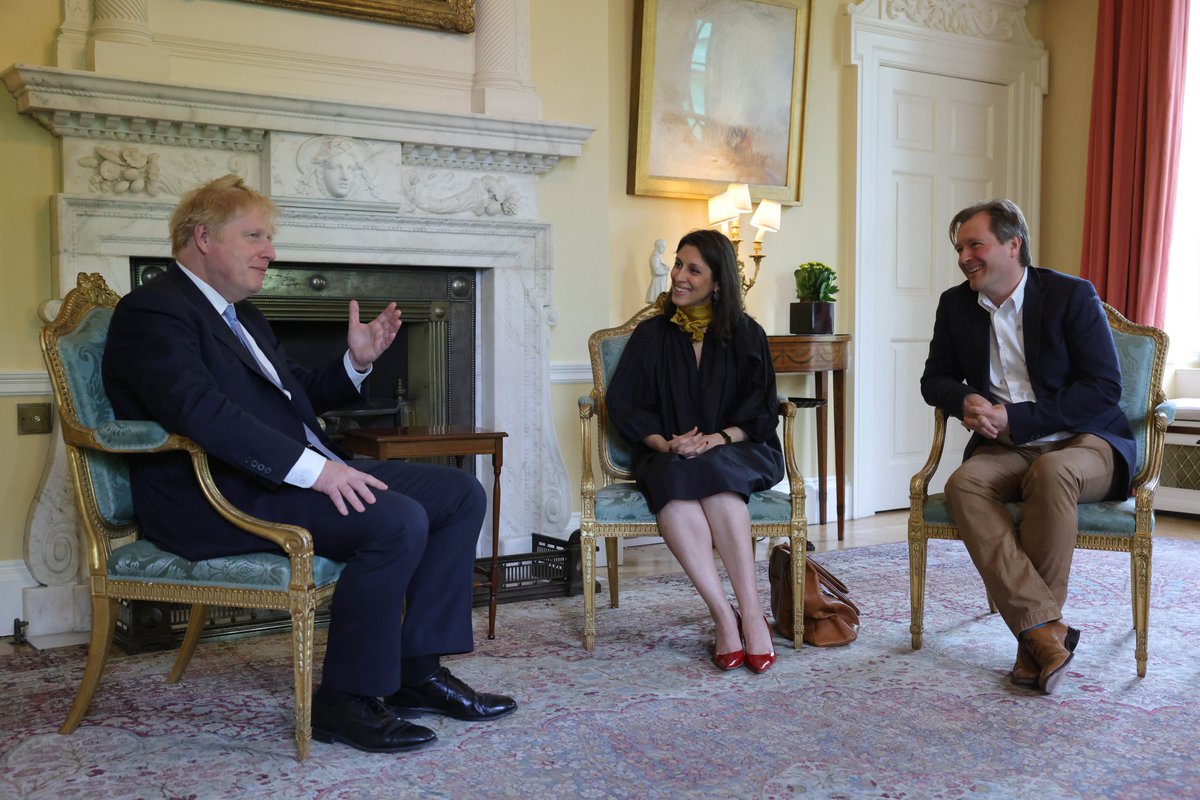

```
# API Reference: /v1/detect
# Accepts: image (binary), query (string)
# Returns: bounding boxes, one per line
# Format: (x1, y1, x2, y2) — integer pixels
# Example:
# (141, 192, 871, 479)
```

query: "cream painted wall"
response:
(0, 1, 62, 561)
(1037, 0, 1099, 276)
(0, 0, 1100, 567)
(146, 0, 476, 112)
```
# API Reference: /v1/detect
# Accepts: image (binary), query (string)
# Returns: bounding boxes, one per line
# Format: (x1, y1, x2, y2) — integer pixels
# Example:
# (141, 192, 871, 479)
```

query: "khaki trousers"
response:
(945, 434, 1115, 636)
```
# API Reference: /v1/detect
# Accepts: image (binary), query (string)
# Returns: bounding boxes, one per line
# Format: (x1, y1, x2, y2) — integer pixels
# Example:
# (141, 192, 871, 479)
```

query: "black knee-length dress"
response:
(606, 314, 785, 513)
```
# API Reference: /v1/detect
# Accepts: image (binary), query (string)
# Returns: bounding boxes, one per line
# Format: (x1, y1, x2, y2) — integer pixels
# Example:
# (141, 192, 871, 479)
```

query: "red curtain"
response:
(1079, 0, 1189, 327)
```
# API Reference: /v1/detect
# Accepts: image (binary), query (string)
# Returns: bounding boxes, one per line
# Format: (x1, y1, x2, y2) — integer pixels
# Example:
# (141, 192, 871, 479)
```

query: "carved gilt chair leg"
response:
(167, 603, 209, 684)
(582, 531, 597, 651)
(605, 538, 620, 609)
(791, 531, 805, 650)
(1133, 545, 1151, 678)
(60, 595, 118, 734)
(291, 598, 316, 761)
(908, 532, 928, 650)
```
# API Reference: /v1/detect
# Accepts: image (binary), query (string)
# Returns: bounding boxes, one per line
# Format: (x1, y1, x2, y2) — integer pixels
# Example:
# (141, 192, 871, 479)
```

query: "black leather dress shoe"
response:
(385, 667, 517, 721)
(312, 693, 437, 753)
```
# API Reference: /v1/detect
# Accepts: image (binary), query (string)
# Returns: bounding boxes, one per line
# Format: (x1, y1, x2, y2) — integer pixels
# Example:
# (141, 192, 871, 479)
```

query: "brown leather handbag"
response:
(769, 543, 860, 647)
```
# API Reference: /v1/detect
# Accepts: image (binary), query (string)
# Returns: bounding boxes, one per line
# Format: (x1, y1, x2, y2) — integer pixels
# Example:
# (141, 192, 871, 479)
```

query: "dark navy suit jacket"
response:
(920, 266, 1135, 499)
(102, 264, 363, 559)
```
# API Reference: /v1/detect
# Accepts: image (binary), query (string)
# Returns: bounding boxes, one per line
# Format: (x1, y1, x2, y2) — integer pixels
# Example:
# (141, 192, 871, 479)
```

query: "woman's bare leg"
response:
(701, 492, 773, 655)
(657, 498, 741, 655)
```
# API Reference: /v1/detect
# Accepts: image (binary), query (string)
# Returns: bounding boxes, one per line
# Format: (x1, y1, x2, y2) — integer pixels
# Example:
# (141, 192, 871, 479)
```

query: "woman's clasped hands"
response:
(663, 426, 724, 458)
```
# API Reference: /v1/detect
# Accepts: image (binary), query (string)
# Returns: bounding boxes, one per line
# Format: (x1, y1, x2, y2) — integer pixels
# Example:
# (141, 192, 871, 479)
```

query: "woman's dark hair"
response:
(948, 199, 1032, 267)
(665, 229, 744, 340)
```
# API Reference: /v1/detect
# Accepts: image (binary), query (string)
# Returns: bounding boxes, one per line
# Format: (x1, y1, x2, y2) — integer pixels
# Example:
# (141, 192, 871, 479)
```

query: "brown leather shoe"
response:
(1009, 642, 1039, 686)
(1010, 625, 1079, 687)
(1020, 620, 1081, 694)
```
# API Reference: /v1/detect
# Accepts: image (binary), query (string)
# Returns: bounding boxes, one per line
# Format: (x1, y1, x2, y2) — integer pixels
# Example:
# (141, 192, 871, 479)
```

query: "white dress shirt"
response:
(977, 267, 1069, 446)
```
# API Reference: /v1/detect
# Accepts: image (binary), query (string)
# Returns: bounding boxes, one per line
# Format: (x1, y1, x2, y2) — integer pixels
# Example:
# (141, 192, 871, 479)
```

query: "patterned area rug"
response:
(2, 539, 1199, 800)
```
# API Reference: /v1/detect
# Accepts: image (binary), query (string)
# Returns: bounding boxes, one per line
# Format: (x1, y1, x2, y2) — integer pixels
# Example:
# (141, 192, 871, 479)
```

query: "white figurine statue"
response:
(646, 238, 670, 303)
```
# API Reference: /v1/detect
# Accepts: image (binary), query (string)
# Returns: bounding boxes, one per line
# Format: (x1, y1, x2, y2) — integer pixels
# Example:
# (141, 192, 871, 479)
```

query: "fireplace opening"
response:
(131, 258, 477, 436)
(270, 318, 416, 432)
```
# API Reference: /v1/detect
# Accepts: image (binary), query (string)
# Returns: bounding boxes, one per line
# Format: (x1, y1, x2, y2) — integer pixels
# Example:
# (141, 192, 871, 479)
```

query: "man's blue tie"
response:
(222, 304, 344, 464)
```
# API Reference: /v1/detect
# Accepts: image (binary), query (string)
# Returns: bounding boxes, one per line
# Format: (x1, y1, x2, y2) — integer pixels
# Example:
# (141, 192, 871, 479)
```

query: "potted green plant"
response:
(791, 262, 839, 334)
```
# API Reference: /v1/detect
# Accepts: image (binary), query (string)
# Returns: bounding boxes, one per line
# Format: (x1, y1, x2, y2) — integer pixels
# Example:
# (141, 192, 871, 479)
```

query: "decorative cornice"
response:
(50, 111, 265, 151)
(849, 0, 1038, 47)
(2, 64, 593, 163)
(402, 143, 558, 175)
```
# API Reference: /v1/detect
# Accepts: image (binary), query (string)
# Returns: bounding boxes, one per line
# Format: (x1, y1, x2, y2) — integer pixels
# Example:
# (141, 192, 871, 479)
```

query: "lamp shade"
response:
(750, 199, 782, 233)
(726, 182, 753, 213)
(707, 191, 739, 226)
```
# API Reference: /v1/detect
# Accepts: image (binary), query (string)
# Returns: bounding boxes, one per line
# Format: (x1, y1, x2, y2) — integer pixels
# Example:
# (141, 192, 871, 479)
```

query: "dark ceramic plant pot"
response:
(790, 302, 834, 335)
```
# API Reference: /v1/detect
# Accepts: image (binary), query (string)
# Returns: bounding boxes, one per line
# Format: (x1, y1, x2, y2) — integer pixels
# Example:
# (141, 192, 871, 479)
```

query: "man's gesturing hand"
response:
(347, 299, 402, 372)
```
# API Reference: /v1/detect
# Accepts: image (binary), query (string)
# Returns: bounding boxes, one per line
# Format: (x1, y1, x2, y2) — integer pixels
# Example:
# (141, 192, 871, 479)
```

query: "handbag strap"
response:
(807, 555, 860, 614)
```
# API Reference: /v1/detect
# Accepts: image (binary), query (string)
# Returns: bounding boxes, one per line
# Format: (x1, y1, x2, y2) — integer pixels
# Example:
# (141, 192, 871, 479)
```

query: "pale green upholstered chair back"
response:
(594, 329, 638, 478)
(1111, 321, 1162, 481)
(53, 304, 136, 532)
(43, 273, 344, 761)
(588, 298, 666, 482)
(907, 302, 1173, 678)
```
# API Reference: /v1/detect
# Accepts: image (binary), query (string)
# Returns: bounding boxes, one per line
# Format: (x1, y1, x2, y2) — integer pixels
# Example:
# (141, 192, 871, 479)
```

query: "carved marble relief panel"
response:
(63, 138, 260, 199)
(399, 168, 534, 219)
(266, 133, 404, 205)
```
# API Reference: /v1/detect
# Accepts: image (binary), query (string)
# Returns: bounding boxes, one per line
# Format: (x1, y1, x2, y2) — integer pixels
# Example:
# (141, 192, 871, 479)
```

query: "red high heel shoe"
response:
(713, 606, 745, 671)
(713, 648, 746, 671)
(744, 614, 777, 674)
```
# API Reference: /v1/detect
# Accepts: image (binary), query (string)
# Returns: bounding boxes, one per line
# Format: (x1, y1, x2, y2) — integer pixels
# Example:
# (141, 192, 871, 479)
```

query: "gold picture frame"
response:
(629, 0, 811, 203)
(239, 0, 475, 33)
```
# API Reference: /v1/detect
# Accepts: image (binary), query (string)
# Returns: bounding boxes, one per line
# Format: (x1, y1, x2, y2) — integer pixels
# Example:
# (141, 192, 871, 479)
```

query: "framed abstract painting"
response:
(629, 0, 812, 203)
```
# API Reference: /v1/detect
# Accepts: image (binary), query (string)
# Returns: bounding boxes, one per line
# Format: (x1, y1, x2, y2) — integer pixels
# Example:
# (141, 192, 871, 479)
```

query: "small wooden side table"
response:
(767, 334, 851, 541)
(339, 425, 508, 639)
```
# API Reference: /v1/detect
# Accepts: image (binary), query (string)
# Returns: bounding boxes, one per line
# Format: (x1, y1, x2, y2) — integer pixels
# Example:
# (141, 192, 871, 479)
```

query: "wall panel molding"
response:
(0, 372, 51, 397)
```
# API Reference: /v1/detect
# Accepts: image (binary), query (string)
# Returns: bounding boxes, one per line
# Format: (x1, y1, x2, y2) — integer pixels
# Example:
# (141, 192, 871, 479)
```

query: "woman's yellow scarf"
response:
(670, 303, 713, 342)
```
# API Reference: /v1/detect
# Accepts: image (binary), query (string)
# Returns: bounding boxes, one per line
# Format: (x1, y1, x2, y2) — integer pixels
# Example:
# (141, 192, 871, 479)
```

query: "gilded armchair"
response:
(577, 298, 808, 651)
(43, 273, 344, 761)
(908, 303, 1173, 676)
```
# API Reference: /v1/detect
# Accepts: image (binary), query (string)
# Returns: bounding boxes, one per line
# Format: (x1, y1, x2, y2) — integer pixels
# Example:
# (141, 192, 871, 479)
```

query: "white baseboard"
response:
(0, 560, 38, 634)
(1155, 487, 1200, 515)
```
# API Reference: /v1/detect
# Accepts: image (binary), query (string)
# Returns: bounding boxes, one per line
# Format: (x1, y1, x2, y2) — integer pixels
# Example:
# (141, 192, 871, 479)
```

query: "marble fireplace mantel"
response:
(4, 64, 593, 637)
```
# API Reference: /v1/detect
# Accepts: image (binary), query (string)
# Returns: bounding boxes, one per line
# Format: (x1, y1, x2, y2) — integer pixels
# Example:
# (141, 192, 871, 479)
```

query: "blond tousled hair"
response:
(169, 174, 275, 256)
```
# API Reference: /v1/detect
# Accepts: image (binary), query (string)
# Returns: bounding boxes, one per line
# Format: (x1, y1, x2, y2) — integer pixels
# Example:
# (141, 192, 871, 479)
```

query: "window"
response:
(1164, 8, 1200, 364)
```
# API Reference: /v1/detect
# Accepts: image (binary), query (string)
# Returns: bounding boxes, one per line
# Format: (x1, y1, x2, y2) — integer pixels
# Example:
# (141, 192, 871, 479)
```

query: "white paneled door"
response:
(858, 66, 1010, 513)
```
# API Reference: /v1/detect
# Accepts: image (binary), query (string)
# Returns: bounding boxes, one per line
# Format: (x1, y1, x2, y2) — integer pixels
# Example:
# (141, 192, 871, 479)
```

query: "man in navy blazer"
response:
(921, 199, 1134, 695)
(103, 175, 516, 753)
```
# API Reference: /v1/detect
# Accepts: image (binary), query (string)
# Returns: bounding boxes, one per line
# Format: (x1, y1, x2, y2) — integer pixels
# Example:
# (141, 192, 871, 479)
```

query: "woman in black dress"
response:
(607, 229, 785, 673)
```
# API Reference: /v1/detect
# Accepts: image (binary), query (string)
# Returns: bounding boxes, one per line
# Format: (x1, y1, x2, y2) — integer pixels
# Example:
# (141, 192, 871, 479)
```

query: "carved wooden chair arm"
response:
(63, 416, 316, 560)
(910, 407, 948, 502)
(578, 393, 597, 497)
